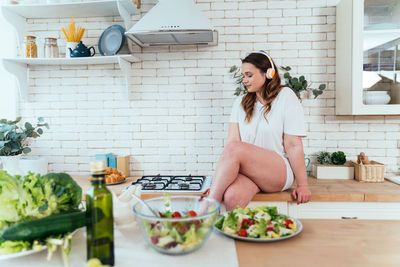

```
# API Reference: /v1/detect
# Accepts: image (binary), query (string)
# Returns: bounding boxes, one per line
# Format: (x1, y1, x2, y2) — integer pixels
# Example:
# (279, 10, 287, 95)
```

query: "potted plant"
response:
(312, 151, 355, 179)
(229, 65, 327, 98)
(0, 117, 49, 175)
(280, 66, 326, 98)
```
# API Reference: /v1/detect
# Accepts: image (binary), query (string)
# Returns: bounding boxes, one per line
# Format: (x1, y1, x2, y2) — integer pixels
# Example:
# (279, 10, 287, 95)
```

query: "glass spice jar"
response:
(44, 37, 59, 58)
(24, 35, 37, 58)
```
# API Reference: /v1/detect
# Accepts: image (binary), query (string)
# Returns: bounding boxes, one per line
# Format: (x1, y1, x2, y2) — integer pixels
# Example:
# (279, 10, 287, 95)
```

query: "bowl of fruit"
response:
(133, 195, 220, 255)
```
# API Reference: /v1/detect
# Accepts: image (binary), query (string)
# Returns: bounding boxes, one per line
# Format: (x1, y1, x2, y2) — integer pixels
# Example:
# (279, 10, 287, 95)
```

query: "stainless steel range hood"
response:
(125, 0, 218, 47)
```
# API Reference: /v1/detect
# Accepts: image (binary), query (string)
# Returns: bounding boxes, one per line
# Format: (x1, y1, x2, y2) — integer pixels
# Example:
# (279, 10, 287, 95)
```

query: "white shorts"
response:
(281, 156, 294, 191)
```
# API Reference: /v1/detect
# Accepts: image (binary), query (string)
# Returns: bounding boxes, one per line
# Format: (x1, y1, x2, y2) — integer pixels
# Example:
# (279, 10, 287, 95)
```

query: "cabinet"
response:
(249, 201, 400, 220)
(1, 0, 140, 101)
(336, 0, 400, 115)
(287, 202, 400, 220)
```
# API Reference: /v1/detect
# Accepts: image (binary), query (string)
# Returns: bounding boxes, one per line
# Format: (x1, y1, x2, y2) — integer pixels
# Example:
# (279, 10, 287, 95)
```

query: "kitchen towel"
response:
(1, 223, 238, 267)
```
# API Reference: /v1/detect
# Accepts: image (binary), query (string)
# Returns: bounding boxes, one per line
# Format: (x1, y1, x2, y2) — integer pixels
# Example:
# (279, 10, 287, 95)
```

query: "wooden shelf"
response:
(2, 55, 140, 101)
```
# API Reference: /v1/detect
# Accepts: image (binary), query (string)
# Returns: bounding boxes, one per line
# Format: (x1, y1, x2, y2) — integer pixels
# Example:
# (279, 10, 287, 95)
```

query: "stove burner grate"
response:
(131, 174, 206, 191)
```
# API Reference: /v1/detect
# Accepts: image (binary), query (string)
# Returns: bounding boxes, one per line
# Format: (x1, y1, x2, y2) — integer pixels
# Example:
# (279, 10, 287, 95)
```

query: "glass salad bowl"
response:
(133, 195, 220, 255)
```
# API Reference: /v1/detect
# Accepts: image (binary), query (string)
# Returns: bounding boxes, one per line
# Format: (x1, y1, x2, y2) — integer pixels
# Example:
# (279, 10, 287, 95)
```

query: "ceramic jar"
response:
(65, 41, 78, 58)
(363, 90, 391, 105)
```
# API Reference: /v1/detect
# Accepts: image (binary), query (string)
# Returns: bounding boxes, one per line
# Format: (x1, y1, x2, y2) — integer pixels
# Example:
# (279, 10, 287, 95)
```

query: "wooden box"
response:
(116, 155, 130, 177)
(312, 162, 355, 179)
(351, 160, 385, 182)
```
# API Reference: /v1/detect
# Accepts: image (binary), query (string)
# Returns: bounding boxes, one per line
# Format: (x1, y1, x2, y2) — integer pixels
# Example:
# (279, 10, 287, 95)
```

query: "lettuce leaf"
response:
(0, 240, 30, 255)
(0, 171, 82, 230)
(222, 210, 239, 232)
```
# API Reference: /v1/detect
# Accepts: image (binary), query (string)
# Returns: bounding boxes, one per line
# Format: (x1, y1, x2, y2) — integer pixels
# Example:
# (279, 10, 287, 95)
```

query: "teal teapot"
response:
(69, 41, 95, 57)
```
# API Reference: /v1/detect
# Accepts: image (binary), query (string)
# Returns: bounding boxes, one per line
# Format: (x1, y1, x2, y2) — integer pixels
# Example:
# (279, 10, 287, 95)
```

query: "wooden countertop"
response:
(254, 176, 400, 202)
(74, 176, 400, 202)
(236, 219, 400, 266)
(73, 177, 400, 266)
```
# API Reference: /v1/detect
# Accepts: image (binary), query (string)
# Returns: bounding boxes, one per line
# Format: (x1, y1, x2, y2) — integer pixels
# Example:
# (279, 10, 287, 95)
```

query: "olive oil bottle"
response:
(86, 161, 114, 265)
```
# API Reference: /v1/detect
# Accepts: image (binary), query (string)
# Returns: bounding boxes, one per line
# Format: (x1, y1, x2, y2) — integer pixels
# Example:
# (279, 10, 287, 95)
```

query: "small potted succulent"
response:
(312, 151, 354, 179)
(0, 117, 49, 175)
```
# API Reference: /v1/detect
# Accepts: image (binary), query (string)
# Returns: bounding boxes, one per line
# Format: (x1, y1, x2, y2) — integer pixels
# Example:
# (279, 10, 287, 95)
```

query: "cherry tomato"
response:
(285, 219, 293, 228)
(177, 225, 188, 235)
(187, 210, 197, 217)
(238, 228, 248, 237)
(241, 219, 255, 229)
(172, 211, 182, 218)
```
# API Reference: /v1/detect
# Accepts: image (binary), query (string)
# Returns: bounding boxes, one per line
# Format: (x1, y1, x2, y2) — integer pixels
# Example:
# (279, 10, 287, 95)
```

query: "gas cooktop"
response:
(131, 174, 212, 193)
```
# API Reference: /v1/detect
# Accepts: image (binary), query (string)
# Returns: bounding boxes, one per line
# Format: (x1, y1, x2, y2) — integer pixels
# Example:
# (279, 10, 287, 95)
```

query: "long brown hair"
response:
(241, 52, 284, 122)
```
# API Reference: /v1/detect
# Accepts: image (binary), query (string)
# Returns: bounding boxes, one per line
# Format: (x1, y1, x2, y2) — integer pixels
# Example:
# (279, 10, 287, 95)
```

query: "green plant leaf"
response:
(0, 117, 48, 155)
(299, 76, 305, 82)
(0, 141, 10, 146)
(319, 84, 326, 90)
(25, 122, 33, 130)
(11, 142, 20, 152)
(331, 151, 346, 165)
(284, 73, 290, 79)
(291, 77, 298, 84)
(229, 65, 237, 73)
(13, 117, 22, 124)
(312, 89, 323, 99)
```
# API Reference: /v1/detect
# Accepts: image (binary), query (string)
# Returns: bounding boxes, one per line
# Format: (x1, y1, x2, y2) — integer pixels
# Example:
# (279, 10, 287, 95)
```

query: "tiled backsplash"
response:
(13, 0, 400, 176)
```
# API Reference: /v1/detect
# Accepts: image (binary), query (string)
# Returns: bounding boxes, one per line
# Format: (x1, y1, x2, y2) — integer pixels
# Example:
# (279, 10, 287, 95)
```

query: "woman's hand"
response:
(292, 185, 311, 204)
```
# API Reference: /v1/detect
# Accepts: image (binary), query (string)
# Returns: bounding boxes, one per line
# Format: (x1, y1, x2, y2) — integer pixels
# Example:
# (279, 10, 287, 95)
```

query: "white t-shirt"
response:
(229, 87, 306, 159)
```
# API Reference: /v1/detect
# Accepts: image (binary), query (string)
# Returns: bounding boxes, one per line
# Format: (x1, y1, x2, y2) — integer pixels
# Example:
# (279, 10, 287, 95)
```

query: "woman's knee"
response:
(224, 185, 245, 210)
(221, 141, 243, 161)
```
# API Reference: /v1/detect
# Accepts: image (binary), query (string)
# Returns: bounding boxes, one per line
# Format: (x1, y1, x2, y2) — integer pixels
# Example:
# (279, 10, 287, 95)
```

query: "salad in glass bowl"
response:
(133, 195, 220, 255)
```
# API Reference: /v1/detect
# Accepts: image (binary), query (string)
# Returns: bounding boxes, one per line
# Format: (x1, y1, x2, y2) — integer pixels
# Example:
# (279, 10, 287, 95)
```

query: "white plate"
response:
(106, 178, 126, 185)
(0, 228, 81, 261)
(0, 246, 46, 261)
(98, 24, 125, 56)
(214, 216, 303, 242)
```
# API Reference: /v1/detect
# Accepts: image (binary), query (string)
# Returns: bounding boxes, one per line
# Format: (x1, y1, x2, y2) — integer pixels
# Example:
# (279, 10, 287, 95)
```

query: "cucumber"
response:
(1, 210, 88, 241)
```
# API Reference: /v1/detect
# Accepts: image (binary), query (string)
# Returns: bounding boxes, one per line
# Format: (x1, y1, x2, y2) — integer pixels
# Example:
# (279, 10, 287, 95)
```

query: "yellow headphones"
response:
(254, 51, 275, 79)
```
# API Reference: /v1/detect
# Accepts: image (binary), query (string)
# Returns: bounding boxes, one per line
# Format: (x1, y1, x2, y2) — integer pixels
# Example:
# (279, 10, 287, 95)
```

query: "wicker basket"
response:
(351, 160, 385, 182)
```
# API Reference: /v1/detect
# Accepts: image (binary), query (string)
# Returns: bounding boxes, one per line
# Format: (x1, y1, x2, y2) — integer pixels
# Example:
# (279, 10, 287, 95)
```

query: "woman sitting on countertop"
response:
(208, 51, 311, 210)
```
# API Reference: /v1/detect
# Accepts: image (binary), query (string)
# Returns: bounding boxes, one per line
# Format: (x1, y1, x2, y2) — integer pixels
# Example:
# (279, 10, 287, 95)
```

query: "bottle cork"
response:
(90, 161, 106, 175)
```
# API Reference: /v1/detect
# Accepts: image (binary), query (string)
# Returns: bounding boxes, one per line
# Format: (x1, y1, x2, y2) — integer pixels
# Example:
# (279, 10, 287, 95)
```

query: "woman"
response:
(208, 51, 311, 210)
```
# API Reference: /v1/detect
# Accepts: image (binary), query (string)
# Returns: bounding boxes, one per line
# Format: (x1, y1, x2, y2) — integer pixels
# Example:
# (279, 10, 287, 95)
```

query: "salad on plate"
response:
(214, 205, 301, 241)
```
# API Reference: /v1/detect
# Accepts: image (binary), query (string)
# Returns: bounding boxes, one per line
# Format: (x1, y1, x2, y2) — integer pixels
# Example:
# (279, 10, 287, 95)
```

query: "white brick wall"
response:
(14, 0, 400, 177)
